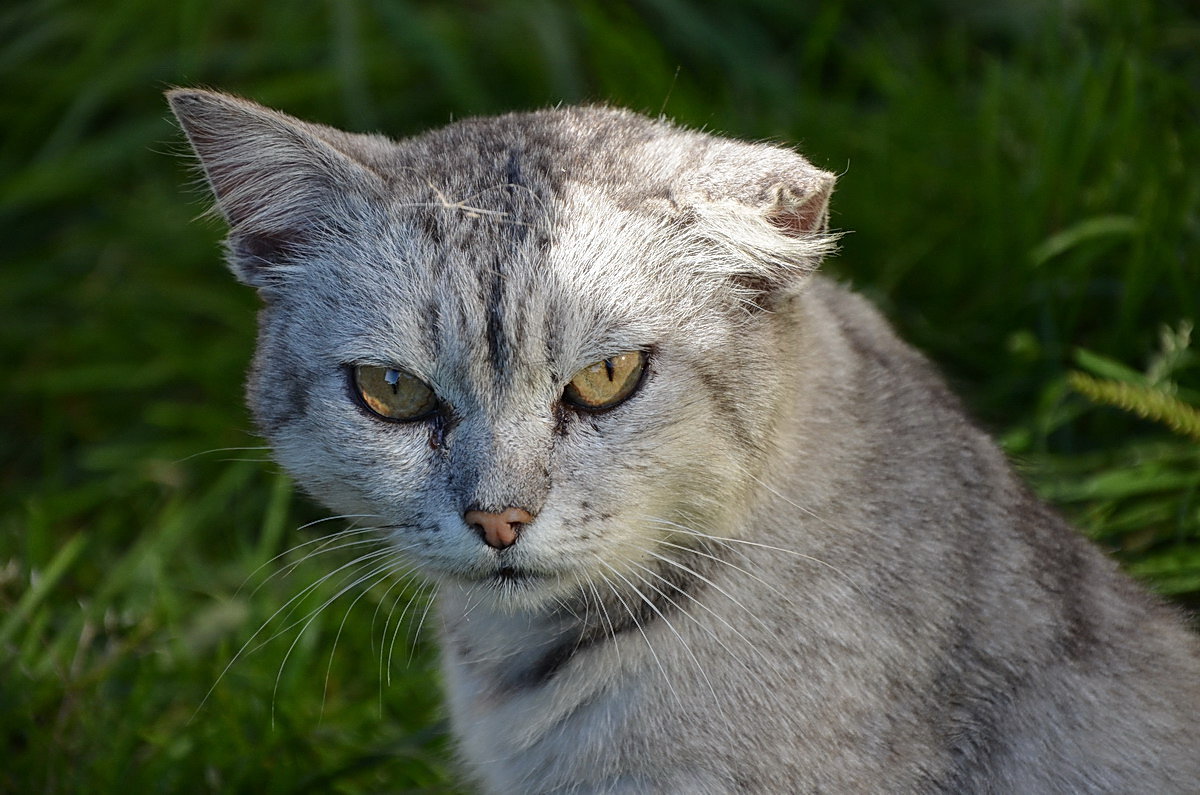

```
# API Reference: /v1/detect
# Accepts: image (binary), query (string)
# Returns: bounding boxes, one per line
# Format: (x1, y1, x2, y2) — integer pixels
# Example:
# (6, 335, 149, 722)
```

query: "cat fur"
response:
(168, 89, 1200, 794)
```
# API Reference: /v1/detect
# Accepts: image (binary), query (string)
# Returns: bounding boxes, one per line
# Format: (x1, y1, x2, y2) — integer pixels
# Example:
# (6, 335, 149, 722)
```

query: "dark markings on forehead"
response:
(417, 211, 443, 248)
(398, 126, 569, 380)
(483, 253, 507, 376)
(422, 297, 442, 358)
(504, 149, 526, 205)
(482, 147, 542, 378)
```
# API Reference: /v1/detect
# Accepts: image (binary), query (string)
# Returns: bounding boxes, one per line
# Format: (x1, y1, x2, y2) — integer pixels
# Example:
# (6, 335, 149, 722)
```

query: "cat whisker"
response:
(606, 562, 719, 702)
(741, 475, 868, 584)
(192, 545, 399, 722)
(634, 546, 775, 637)
(171, 445, 272, 464)
(234, 514, 385, 595)
(642, 514, 858, 592)
(557, 590, 585, 625)
(581, 573, 621, 666)
(266, 517, 416, 586)
(622, 551, 772, 677)
(380, 584, 414, 690)
(385, 578, 436, 683)
(652, 534, 789, 603)
(592, 557, 681, 708)
(399, 583, 440, 672)
(245, 542, 419, 673)
(253, 532, 390, 597)
(367, 563, 423, 655)
(321, 565, 406, 724)
(252, 547, 403, 656)
(460, 583, 489, 621)
(273, 526, 391, 569)
(271, 557, 408, 727)
(363, 568, 417, 711)
(296, 513, 387, 532)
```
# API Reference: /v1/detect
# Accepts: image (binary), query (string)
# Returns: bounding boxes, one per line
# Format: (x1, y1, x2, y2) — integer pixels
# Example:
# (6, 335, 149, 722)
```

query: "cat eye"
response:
(563, 351, 647, 411)
(352, 365, 438, 421)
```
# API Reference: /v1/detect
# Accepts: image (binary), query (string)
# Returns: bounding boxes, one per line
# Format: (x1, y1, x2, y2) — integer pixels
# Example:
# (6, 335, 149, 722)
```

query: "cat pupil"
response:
(385, 368, 402, 395)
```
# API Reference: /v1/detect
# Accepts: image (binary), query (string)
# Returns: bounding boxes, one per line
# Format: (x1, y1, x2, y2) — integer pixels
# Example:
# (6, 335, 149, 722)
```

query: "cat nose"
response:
(464, 507, 534, 550)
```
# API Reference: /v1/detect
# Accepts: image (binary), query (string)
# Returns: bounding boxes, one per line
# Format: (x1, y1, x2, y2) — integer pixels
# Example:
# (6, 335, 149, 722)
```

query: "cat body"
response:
(169, 90, 1200, 793)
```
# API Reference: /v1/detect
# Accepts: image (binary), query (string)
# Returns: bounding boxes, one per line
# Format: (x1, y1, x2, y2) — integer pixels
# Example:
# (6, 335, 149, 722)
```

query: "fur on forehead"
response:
(167, 90, 839, 308)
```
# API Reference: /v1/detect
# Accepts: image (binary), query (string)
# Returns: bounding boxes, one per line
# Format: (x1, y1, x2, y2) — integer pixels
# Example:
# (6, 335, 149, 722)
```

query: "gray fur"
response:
(169, 89, 1200, 793)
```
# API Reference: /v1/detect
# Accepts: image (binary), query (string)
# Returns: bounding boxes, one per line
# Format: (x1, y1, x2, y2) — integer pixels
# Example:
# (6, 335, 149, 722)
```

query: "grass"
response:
(2, 0, 1197, 791)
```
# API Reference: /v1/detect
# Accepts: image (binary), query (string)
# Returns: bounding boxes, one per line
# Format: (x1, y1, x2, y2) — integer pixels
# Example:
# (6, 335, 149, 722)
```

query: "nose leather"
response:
(464, 507, 534, 549)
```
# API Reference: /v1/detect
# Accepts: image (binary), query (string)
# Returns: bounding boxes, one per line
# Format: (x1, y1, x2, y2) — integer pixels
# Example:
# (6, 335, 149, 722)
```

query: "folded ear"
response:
(167, 89, 385, 288)
(677, 137, 839, 309)
(763, 177, 834, 238)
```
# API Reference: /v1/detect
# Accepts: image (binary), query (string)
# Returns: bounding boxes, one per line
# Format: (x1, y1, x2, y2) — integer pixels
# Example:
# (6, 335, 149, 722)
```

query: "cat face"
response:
(249, 200, 771, 610)
(168, 91, 836, 610)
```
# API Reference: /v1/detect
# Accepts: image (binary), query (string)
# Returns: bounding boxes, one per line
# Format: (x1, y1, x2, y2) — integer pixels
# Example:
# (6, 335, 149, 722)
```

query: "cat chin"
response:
(441, 568, 583, 613)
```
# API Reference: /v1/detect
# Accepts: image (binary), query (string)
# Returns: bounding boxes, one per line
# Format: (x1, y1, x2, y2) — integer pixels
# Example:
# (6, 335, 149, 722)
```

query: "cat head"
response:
(169, 89, 837, 610)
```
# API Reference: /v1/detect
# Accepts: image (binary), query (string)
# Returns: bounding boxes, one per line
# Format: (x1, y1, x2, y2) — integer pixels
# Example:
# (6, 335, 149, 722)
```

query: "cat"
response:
(168, 89, 1200, 793)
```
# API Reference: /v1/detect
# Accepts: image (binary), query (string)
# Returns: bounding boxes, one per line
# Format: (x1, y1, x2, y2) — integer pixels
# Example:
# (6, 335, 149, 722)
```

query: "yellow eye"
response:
(563, 351, 646, 411)
(352, 365, 437, 421)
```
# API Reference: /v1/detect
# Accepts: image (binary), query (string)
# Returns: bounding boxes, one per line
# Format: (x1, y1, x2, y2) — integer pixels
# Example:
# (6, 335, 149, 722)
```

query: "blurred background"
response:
(2, 0, 1197, 791)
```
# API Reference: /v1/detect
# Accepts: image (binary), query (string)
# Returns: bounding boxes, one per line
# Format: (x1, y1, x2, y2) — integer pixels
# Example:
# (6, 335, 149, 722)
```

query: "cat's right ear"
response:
(167, 88, 383, 289)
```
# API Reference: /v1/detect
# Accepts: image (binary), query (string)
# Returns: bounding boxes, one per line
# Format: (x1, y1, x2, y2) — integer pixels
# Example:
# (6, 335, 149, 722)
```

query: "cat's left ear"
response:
(682, 140, 838, 308)
(167, 88, 386, 289)
(761, 177, 834, 238)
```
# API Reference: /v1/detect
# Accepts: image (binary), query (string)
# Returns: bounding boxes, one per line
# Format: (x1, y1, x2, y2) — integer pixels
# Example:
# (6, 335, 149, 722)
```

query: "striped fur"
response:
(171, 90, 1200, 793)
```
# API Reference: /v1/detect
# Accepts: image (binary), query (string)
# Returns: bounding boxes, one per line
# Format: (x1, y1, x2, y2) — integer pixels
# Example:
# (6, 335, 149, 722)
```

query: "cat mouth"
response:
(494, 565, 530, 582)
(483, 563, 559, 589)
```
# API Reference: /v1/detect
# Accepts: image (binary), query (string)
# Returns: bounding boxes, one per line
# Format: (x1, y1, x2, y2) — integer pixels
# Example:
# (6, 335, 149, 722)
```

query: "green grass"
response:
(2, 0, 1198, 791)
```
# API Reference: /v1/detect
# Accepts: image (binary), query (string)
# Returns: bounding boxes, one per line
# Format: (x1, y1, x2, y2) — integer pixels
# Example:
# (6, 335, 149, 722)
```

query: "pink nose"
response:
(464, 507, 534, 550)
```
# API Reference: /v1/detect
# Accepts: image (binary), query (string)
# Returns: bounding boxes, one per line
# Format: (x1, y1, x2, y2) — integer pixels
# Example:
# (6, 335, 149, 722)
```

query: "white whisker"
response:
(607, 562, 718, 701)
(235, 515, 384, 596)
(270, 557, 405, 727)
(642, 513, 857, 590)
(254, 547, 401, 655)
(622, 551, 771, 676)
(362, 568, 418, 712)
(190, 544, 400, 722)
(172, 445, 272, 464)
(582, 573, 622, 667)
(321, 566, 404, 723)
(636, 546, 775, 636)
(403, 587, 439, 669)
(593, 558, 681, 707)
(652, 535, 789, 602)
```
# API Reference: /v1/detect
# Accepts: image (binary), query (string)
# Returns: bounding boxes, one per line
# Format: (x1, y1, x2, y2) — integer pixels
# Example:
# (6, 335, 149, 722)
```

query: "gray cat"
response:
(168, 89, 1200, 793)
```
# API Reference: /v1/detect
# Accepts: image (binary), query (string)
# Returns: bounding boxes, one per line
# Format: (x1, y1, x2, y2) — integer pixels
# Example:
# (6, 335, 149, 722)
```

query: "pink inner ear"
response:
(768, 203, 825, 237)
(766, 184, 829, 237)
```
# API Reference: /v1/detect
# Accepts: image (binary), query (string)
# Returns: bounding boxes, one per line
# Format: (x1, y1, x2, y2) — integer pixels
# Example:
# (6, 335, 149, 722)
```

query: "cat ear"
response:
(167, 88, 384, 288)
(684, 145, 839, 309)
(761, 177, 834, 238)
